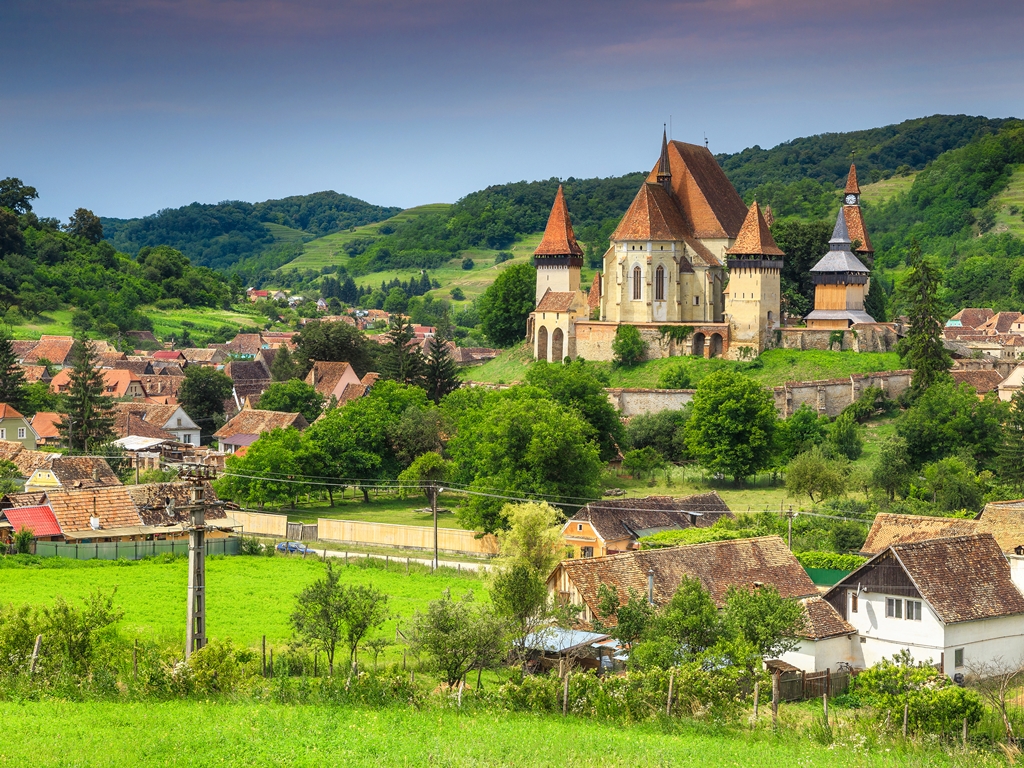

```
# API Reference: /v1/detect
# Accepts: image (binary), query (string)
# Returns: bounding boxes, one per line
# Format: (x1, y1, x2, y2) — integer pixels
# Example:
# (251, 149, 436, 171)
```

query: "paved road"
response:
(301, 546, 491, 572)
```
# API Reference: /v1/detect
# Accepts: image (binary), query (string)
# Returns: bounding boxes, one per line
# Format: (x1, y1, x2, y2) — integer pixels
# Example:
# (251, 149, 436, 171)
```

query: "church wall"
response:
(535, 264, 580, 303)
(777, 325, 897, 353)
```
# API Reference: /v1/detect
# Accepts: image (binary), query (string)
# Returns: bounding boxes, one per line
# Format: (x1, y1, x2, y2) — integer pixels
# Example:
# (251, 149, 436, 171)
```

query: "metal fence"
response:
(34, 536, 242, 561)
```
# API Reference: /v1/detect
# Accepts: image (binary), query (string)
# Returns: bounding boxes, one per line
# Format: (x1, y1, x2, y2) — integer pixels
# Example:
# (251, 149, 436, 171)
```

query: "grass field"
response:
(0, 701, 991, 768)
(859, 173, 917, 206)
(465, 346, 904, 388)
(282, 495, 466, 528)
(991, 163, 1024, 238)
(264, 222, 312, 245)
(0, 555, 480, 652)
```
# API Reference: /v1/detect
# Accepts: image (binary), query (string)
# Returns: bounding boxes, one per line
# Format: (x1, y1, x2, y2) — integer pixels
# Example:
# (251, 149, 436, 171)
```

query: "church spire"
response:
(534, 185, 584, 258)
(726, 201, 784, 258)
(656, 127, 671, 187)
(829, 205, 852, 249)
(844, 164, 861, 195)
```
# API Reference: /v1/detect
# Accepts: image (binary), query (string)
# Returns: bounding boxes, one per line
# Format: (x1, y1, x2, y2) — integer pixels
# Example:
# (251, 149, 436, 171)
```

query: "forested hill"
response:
(102, 192, 402, 271)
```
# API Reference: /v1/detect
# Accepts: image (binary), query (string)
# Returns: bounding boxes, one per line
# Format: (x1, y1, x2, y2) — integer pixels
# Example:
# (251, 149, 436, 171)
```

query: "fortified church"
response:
(528, 133, 894, 362)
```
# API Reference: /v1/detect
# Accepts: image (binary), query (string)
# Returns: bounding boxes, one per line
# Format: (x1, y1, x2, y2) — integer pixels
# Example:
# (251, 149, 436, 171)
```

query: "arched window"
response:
(632, 265, 642, 300)
(655, 265, 665, 301)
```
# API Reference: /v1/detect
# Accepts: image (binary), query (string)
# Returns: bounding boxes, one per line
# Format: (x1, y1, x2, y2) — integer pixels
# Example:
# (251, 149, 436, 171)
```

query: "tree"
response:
(998, 390, 1024, 492)
(828, 411, 863, 460)
(495, 501, 564, 575)
(775, 404, 828, 463)
(966, 657, 1024, 743)
(409, 590, 506, 687)
(594, 585, 654, 648)
(921, 456, 984, 513)
(525, 360, 623, 461)
(291, 561, 346, 674)
(621, 447, 667, 479)
(0, 331, 27, 411)
(40, 589, 123, 674)
(179, 366, 234, 443)
(55, 336, 115, 452)
(478, 263, 536, 347)
(624, 408, 690, 462)
(257, 380, 325, 424)
(630, 577, 723, 669)
(338, 583, 390, 665)
(382, 287, 408, 314)
(216, 428, 313, 508)
(0, 177, 38, 214)
(64, 208, 103, 244)
(423, 335, 460, 405)
(489, 562, 550, 665)
(0, 460, 21, 497)
(447, 389, 603, 533)
(379, 316, 425, 387)
(397, 451, 451, 503)
(684, 370, 777, 483)
(294, 320, 375, 378)
(895, 240, 952, 397)
(896, 380, 1006, 467)
(611, 324, 646, 367)
(785, 446, 850, 503)
(0, 208, 24, 256)
(872, 435, 914, 500)
(724, 585, 805, 659)
(269, 345, 300, 381)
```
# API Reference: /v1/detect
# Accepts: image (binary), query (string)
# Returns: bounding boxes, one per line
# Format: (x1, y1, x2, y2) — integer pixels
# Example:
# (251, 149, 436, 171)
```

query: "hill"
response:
(101, 191, 402, 270)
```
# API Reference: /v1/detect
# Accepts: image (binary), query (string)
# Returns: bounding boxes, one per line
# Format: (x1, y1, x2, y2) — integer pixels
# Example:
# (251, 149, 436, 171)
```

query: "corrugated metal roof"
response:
(2, 505, 62, 538)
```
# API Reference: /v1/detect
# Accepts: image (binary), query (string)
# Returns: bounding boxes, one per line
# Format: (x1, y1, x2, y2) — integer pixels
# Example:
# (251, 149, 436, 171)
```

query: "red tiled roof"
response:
(979, 312, 1022, 334)
(3, 505, 62, 538)
(20, 365, 51, 383)
(951, 369, 1005, 394)
(861, 512, 980, 555)
(844, 164, 861, 195)
(213, 408, 309, 439)
(29, 412, 61, 439)
(725, 201, 784, 257)
(0, 403, 26, 420)
(612, 182, 691, 242)
(151, 350, 185, 361)
(951, 308, 995, 329)
(22, 336, 75, 366)
(587, 272, 602, 311)
(799, 596, 856, 640)
(535, 291, 577, 313)
(45, 487, 142, 533)
(534, 185, 584, 257)
(842, 205, 874, 255)
(113, 411, 176, 441)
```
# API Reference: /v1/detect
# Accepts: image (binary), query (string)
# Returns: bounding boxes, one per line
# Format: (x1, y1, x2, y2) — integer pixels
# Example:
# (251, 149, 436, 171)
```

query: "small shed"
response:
(522, 627, 617, 673)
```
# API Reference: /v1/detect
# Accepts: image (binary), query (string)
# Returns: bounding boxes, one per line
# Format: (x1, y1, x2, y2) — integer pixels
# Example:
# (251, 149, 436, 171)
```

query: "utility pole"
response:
(787, 506, 795, 550)
(430, 482, 439, 571)
(182, 464, 216, 659)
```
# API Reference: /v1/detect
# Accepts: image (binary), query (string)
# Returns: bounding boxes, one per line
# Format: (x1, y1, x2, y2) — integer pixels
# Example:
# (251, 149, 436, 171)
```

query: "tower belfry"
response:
(804, 207, 874, 329)
(724, 201, 784, 350)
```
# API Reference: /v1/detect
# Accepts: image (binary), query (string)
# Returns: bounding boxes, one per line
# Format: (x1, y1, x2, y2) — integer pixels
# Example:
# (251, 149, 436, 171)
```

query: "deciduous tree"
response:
(785, 446, 850, 503)
(179, 366, 234, 443)
(256, 380, 325, 424)
(478, 263, 536, 347)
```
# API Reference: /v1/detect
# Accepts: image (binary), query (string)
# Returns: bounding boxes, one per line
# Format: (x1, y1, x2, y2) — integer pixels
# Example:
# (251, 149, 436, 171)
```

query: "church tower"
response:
(533, 185, 583, 303)
(841, 164, 874, 260)
(724, 201, 784, 355)
(804, 207, 874, 329)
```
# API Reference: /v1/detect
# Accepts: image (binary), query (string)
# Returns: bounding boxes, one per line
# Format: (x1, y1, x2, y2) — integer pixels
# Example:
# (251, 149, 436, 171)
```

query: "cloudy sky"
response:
(4, 0, 1023, 220)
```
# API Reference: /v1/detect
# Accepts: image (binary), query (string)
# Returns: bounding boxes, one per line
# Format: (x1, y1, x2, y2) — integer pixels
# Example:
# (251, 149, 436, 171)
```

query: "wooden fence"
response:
(230, 510, 289, 537)
(317, 518, 499, 556)
(286, 522, 319, 541)
(778, 668, 849, 702)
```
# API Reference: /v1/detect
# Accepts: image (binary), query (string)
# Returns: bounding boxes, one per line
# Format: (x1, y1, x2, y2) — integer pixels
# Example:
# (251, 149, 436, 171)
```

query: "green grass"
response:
(281, 204, 452, 271)
(280, 495, 466, 529)
(263, 222, 311, 244)
(0, 555, 480, 650)
(991, 163, 1024, 238)
(859, 173, 917, 206)
(466, 347, 904, 389)
(0, 701, 988, 767)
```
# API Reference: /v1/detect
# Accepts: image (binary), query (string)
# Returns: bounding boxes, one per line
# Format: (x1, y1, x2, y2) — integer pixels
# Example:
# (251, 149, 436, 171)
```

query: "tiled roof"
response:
(725, 201, 784, 257)
(139, 374, 184, 399)
(152, 350, 185, 361)
(213, 408, 309, 439)
(19, 365, 51, 383)
(572, 493, 733, 542)
(534, 185, 584, 257)
(46, 486, 143, 533)
(0, 403, 26, 420)
(842, 205, 874, 255)
(104, 360, 154, 376)
(304, 361, 356, 398)
(0, 491, 48, 509)
(682, 235, 720, 268)
(181, 348, 222, 362)
(557, 536, 816, 623)
(612, 182, 691, 242)
(113, 411, 175, 441)
(852, 534, 1024, 624)
(950, 369, 1005, 394)
(29, 412, 61, 440)
(978, 312, 1022, 334)
(648, 141, 749, 240)
(224, 360, 271, 400)
(22, 336, 75, 366)
(799, 596, 856, 640)
(158, 364, 185, 376)
(0, 441, 55, 477)
(49, 456, 121, 488)
(535, 291, 578, 313)
(951, 308, 995, 329)
(110, 402, 181, 430)
(11, 341, 38, 360)
(861, 512, 980, 555)
(360, 372, 381, 387)
(337, 383, 368, 405)
(2, 505, 62, 538)
(223, 334, 263, 356)
(844, 164, 861, 195)
(976, 500, 1024, 553)
(50, 368, 144, 398)
(127, 481, 225, 525)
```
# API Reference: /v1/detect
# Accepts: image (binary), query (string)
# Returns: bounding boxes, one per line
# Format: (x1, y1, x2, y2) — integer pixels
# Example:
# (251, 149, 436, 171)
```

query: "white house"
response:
(823, 534, 1024, 677)
(111, 403, 202, 446)
(780, 597, 858, 673)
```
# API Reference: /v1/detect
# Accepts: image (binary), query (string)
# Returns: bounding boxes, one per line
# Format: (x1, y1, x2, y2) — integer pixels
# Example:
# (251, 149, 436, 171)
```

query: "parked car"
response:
(276, 541, 311, 554)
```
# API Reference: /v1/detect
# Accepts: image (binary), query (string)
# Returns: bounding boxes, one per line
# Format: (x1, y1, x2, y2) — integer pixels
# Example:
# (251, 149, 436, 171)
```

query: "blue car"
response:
(276, 541, 311, 554)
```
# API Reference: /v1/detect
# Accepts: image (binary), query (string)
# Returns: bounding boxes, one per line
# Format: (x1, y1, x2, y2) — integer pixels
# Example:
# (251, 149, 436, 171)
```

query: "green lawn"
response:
(264, 222, 311, 244)
(0, 701, 989, 768)
(466, 346, 904, 389)
(860, 173, 917, 206)
(991, 163, 1024, 238)
(281, 494, 466, 529)
(0, 555, 480, 652)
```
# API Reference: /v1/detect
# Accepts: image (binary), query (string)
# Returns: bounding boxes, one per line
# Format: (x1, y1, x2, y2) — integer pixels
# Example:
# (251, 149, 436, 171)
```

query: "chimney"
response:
(92, 466, 99, 482)
(647, 569, 655, 606)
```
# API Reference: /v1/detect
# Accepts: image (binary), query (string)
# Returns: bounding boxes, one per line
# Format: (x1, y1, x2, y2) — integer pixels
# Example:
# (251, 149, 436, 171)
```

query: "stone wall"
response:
(606, 388, 694, 417)
(574, 321, 730, 363)
(777, 323, 898, 353)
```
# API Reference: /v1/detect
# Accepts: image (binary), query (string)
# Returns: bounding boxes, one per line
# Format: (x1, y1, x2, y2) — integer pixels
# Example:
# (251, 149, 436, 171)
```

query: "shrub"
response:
(449, 287, 465, 301)
(612, 325, 646, 368)
(239, 536, 265, 556)
(494, 252, 513, 264)
(657, 364, 691, 389)
(794, 551, 866, 571)
(461, 258, 475, 270)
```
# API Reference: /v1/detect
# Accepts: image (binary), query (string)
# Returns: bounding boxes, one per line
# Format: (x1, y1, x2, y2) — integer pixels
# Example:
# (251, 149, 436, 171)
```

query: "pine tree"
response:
(379, 316, 425, 386)
(56, 336, 115, 452)
(895, 239, 951, 397)
(424, 331, 460, 404)
(270, 345, 299, 381)
(998, 390, 1024, 492)
(0, 331, 26, 411)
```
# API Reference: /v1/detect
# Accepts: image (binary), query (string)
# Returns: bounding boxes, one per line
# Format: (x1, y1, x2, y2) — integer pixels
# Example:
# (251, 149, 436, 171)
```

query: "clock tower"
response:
(841, 164, 874, 259)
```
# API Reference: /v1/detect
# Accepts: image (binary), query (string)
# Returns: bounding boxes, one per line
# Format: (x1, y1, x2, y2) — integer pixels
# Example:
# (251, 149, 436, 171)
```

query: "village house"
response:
(247, 288, 269, 302)
(24, 455, 121, 494)
(548, 536, 818, 625)
(0, 404, 38, 449)
(126, 481, 234, 539)
(999, 363, 1024, 402)
(213, 407, 309, 454)
(861, 505, 1024, 559)
(560, 492, 732, 558)
(224, 359, 272, 405)
(103, 359, 155, 376)
(950, 368, 1006, 396)
(0, 441, 55, 480)
(110, 402, 202, 446)
(28, 412, 62, 447)
(304, 360, 362, 402)
(19, 365, 52, 384)
(138, 373, 185, 403)
(180, 347, 227, 367)
(824, 534, 1024, 677)
(49, 368, 147, 400)
(779, 597, 858, 673)
(20, 336, 76, 367)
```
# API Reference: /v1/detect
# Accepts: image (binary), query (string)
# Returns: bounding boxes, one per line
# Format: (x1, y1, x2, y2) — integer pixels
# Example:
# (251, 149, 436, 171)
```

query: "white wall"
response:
(942, 614, 1024, 676)
(781, 635, 855, 673)
(1007, 556, 1024, 594)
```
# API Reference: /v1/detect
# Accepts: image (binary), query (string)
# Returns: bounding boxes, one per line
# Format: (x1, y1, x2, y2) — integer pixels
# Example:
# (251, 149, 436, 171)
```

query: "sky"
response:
(3, 0, 1024, 220)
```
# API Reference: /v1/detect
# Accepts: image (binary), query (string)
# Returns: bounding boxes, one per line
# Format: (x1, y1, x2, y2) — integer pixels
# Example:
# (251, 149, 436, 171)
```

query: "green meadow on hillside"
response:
(859, 173, 918, 206)
(991, 163, 1024, 238)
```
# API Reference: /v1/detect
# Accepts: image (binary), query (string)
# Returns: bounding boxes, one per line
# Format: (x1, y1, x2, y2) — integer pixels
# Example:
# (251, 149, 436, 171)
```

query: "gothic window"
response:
(655, 265, 665, 301)
(632, 266, 642, 300)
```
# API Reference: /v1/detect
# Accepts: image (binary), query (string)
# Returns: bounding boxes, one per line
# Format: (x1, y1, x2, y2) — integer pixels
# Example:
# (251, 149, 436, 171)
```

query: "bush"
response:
(239, 536, 265, 556)
(612, 325, 646, 368)
(494, 252, 513, 264)
(657, 364, 691, 389)
(449, 287, 465, 301)
(462, 258, 474, 270)
(794, 551, 866, 571)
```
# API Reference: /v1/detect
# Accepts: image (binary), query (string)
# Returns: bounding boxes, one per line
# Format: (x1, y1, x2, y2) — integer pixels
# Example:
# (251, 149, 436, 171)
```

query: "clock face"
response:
(844, 194, 858, 205)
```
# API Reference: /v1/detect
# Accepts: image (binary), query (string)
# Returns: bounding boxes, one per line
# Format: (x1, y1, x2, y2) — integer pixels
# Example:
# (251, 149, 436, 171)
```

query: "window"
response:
(581, 546, 594, 558)
(954, 648, 964, 668)
(655, 265, 665, 301)
(885, 597, 903, 619)
(577, 524, 583, 531)
(693, 296, 700, 306)
(850, 591, 858, 613)
(177, 418, 182, 427)
(18, 428, 25, 439)
(906, 600, 922, 621)
(632, 266, 642, 300)
(184, 434, 192, 444)
(0, 429, 5, 440)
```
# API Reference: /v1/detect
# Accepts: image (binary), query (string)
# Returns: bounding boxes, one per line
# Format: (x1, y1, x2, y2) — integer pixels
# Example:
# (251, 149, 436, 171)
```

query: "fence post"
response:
(269, 649, 273, 679)
(771, 672, 780, 727)
(29, 635, 42, 675)
(800, 670, 806, 698)
(823, 693, 828, 723)
(563, 672, 570, 716)
(262, 635, 267, 677)
(666, 669, 675, 716)
(962, 716, 968, 746)
(406, 557, 410, 575)
(458, 679, 464, 708)
(753, 681, 759, 724)
(902, 702, 908, 738)
(133, 639, 138, 681)
(826, 668, 832, 697)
